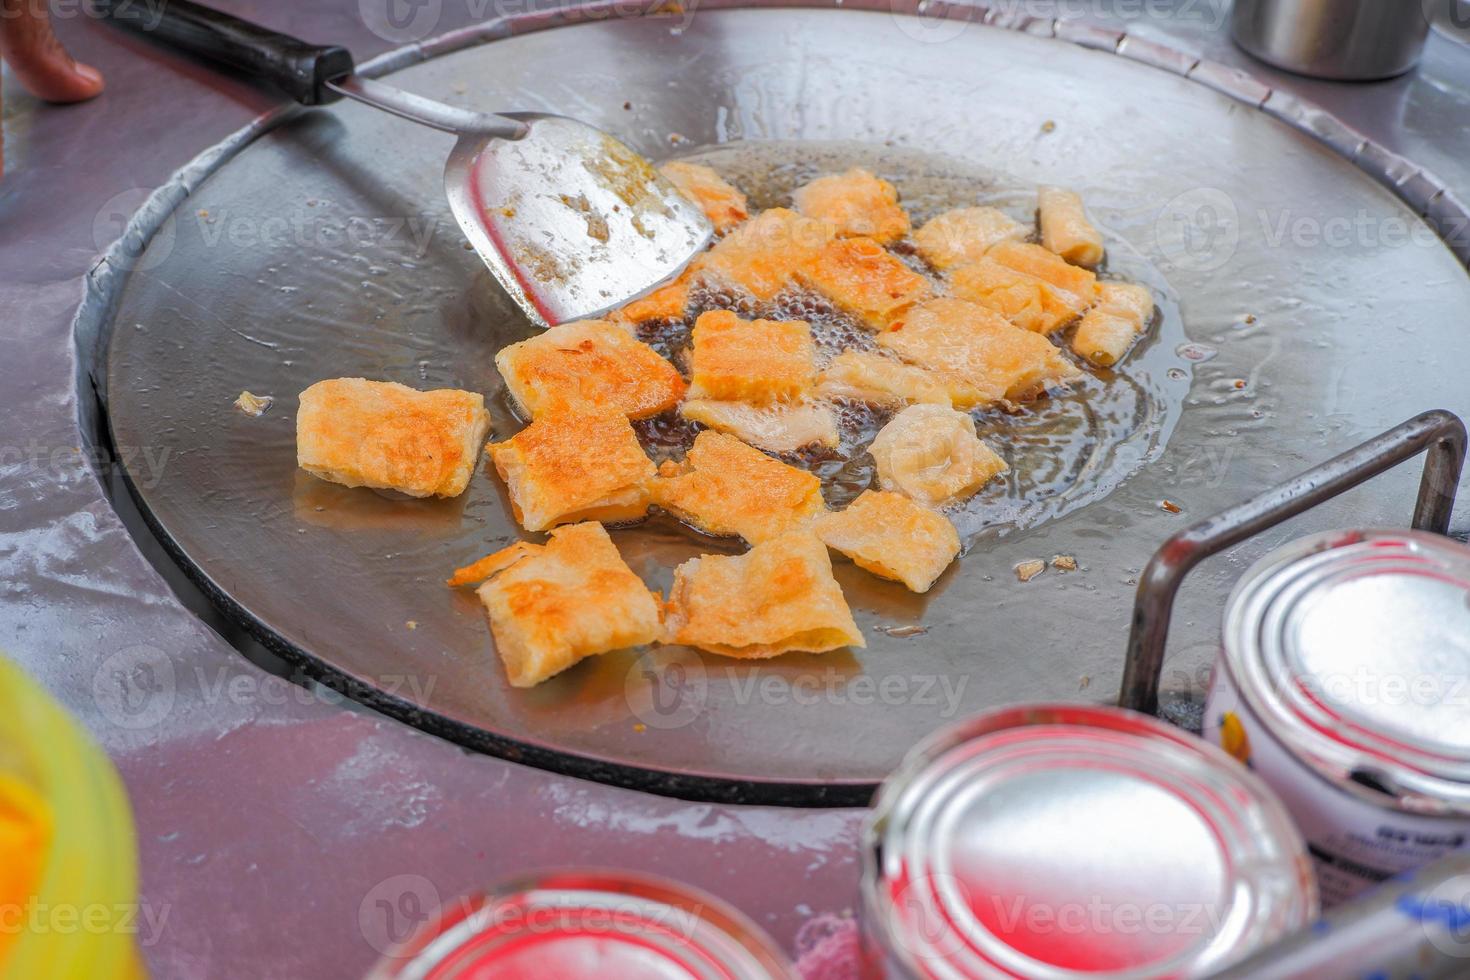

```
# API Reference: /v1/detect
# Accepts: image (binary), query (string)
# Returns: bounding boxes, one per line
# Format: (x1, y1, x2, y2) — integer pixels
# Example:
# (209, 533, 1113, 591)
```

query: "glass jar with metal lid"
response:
(364, 869, 796, 980)
(1205, 528, 1470, 908)
(862, 703, 1315, 979)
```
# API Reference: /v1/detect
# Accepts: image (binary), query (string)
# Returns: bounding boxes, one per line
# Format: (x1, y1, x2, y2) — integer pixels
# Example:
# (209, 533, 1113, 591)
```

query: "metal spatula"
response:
(98, 0, 712, 327)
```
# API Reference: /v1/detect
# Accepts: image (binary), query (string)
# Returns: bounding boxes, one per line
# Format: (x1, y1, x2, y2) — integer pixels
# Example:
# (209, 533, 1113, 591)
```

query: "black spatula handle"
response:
(95, 0, 354, 105)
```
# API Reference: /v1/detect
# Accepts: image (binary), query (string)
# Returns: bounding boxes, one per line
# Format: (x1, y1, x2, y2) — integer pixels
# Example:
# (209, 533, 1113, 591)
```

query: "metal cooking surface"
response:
(102, 9, 1470, 802)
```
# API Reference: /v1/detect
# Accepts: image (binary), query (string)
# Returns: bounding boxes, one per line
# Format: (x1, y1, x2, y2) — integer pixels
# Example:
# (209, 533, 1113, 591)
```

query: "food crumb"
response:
(1231, 379, 1247, 390)
(234, 391, 273, 417)
(463, 241, 475, 251)
(1243, 314, 1257, 324)
(405, 621, 418, 631)
(1079, 675, 1091, 690)
(633, 723, 647, 733)
(1015, 559, 1046, 583)
(1159, 499, 1182, 514)
(622, 101, 632, 110)
(1051, 555, 1078, 572)
(1040, 120, 1056, 133)
(878, 624, 928, 638)
(668, 132, 688, 145)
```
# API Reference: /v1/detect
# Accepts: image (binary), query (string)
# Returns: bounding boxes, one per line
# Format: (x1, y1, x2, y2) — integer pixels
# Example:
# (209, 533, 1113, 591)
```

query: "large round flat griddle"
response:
(102, 7, 1470, 804)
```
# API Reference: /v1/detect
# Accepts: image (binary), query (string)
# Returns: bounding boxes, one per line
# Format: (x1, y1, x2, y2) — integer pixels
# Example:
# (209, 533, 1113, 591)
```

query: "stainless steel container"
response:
(861, 703, 1316, 978)
(1204, 529, 1470, 908)
(365, 869, 796, 979)
(1231, 0, 1433, 80)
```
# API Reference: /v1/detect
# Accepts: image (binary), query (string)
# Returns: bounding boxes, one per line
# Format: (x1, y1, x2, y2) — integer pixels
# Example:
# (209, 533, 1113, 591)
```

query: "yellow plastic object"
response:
(0, 655, 145, 979)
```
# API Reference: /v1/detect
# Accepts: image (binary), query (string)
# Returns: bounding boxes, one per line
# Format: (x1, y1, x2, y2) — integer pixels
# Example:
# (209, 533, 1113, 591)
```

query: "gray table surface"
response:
(2, 1, 1467, 976)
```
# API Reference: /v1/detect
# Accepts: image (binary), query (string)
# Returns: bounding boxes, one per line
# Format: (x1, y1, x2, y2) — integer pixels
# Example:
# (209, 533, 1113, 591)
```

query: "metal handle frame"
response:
(324, 77, 528, 140)
(1119, 409, 1467, 715)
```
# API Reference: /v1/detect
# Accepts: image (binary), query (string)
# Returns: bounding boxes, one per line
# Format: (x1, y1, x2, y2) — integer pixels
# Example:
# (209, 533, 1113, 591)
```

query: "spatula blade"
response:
(445, 114, 712, 328)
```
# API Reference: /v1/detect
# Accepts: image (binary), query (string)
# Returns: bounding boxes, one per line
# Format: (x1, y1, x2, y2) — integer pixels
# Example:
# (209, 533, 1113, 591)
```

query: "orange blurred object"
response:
(0, 654, 145, 979)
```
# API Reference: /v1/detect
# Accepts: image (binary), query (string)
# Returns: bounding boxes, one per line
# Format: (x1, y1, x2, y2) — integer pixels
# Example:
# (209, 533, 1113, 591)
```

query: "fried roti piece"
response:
(612, 268, 697, 325)
(297, 378, 491, 499)
(796, 237, 932, 330)
(495, 319, 686, 420)
(699, 208, 836, 301)
(687, 309, 817, 404)
(651, 431, 826, 543)
(986, 239, 1097, 299)
(452, 522, 662, 688)
(877, 298, 1081, 408)
(948, 257, 1088, 335)
(660, 161, 749, 234)
(447, 542, 540, 588)
(680, 398, 839, 453)
(1093, 279, 1154, 322)
(487, 409, 655, 531)
(816, 490, 961, 592)
(663, 531, 864, 658)
(912, 206, 1030, 271)
(867, 403, 1009, 508)
(1038, 186, 1104, 268)
(792, 167, 911, 244)
(816, 350, 953, 409)
(1072, 281, 1155, 367)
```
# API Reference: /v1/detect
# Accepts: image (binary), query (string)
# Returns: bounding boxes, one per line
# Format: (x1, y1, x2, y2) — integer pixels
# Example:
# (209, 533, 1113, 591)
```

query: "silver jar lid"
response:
(863, 704, 1314, 979)
(1223, 529, 1470, 815)
(367, 869, 795, 980)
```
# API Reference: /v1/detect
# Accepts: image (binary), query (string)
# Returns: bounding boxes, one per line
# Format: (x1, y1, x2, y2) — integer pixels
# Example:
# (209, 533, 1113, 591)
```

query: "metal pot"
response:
(1231, 0, 1434, 80)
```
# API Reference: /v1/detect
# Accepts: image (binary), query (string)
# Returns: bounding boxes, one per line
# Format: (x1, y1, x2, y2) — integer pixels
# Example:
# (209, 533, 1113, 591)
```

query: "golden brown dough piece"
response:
(486, 409, 655, 531)
(1038, 186, 1105, 268)
(651, 431, 826, 543)
(792, 167, 911, 244)
(986, 239, 1097, 299)
(495, 319, 686, 420)
(816, 490, 961, 593)
(447, 542, 539, 588)
(663, 531, 864, 658)
(296, 378, 491, 499)
(659, 161, 749, 234)
(612, 268, 696, 325)
(679, 399, 839, 454)
(699, 208, 836, 301)
(796, 236, 932, 330)
(1072, 281, 1155, 367)
(912, 206, 1029, 270)
(947, 257, 1089, 335)
(877, 298, 1081, 409)
(687, 310, 817, 404)
(867, 403, 1009, 508)
(452, 522, 662, 688)
(816, 351, 953, 409)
